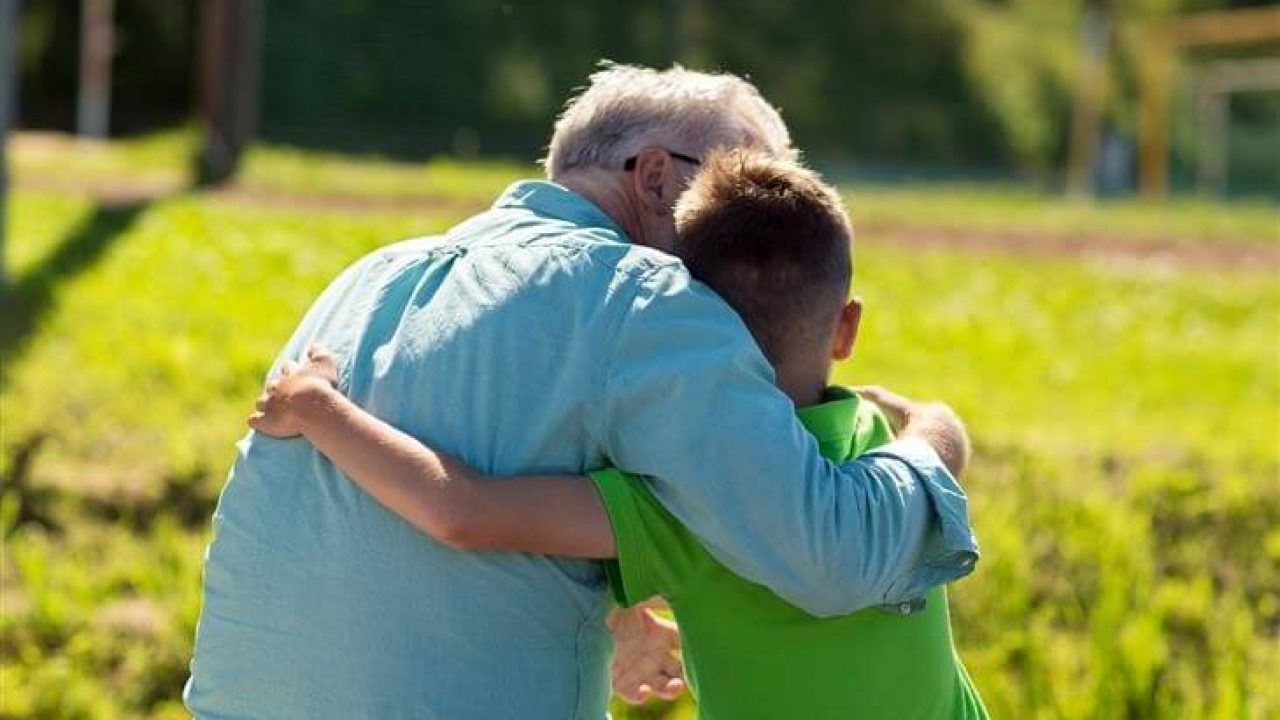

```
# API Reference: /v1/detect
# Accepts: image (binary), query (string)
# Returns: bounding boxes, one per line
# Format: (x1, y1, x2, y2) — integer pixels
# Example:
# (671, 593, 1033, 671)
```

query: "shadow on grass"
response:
(1, 199, 156, 533)
(1, 199, 150, 386)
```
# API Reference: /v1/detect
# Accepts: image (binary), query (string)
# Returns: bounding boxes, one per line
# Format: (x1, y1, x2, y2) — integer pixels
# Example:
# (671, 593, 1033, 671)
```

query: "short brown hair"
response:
(674, 150, 853, 368)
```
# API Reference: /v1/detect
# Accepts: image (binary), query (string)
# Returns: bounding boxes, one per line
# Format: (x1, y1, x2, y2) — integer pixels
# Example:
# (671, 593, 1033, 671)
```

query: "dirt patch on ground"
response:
(857, 220, 1277, 273)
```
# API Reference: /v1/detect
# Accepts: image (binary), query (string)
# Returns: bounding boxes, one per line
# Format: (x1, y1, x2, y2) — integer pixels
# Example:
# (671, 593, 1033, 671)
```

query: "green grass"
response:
(2, 140, 1277, 719)
(10, 130, 197, 191)
(836, 242, 1279, 718)
(849, 185, 1280, 245)
(6, 193, 98, 277)
(14, 130, 1279, 241)
(238, 145, 528, 204)
(839, 244, 1279, 464)
(11, 128, 525, 205)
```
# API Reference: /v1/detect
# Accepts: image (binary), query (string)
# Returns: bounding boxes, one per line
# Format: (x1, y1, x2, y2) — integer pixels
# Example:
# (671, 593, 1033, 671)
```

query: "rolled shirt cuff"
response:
(862, 436, 980, 606)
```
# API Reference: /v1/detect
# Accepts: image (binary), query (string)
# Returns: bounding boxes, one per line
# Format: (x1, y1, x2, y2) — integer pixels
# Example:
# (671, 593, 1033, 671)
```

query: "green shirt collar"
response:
(796, 386, 864, 463)
(493, 180, 631, 241)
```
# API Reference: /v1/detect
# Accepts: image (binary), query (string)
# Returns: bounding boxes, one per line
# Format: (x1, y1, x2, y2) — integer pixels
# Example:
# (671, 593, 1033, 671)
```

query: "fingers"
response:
(305, 345, 340, 385)
(611, 643, 684, 705)
(654, 675, 686, 701)
(306, 344, 334, 362)
(607, 605, 685, 705)
(852, 385, 913, 430)
(851, 384, 892, 404)
(616, 683, 650, 706)
(614, 670, 684, 705)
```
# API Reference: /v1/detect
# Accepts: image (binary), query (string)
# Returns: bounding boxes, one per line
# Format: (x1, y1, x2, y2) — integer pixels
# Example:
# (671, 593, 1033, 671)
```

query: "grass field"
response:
(2, 132, 1278, 719)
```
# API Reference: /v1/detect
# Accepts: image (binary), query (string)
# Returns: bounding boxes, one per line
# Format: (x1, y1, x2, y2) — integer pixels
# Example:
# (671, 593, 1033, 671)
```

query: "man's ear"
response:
(628, 148, 676, 216)
(831, 297, 863, 361)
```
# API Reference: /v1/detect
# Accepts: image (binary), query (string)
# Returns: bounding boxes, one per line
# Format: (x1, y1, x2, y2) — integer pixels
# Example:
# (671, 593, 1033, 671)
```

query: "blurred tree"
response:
(14, 0, 1273, 187)
(195, 0, 259, 186)
(1, 0, 15, 288)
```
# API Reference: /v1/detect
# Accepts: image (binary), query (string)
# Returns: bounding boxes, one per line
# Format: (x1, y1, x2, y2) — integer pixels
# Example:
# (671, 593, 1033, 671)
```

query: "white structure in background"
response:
(1192, 58, 1280, 198)
(1136, 7, 1280, 198)
(78, 0, 113, 139)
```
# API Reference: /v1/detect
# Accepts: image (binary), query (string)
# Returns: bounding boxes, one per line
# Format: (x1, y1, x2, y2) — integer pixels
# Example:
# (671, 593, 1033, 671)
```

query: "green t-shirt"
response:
(590, 386, 988, 720)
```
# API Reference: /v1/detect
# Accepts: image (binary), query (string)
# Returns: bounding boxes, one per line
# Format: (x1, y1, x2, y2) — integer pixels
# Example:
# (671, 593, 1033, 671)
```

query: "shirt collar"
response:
(796, 386, 862, 462)
(493, 180, 631, 241)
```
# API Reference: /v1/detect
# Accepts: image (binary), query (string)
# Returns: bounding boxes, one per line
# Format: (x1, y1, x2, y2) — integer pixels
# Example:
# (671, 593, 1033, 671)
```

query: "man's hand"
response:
(854, 385, 971, 478)
(607, 600, 685, 705)
(248, 345, 340, 438)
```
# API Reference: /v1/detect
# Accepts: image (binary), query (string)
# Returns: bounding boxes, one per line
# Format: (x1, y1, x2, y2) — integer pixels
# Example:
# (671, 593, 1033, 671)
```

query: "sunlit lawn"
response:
(3, 134, 1277, 719)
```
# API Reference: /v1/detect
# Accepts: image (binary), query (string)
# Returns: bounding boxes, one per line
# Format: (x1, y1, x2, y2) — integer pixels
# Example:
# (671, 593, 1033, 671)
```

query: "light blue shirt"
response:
(185, 181, 978, 719)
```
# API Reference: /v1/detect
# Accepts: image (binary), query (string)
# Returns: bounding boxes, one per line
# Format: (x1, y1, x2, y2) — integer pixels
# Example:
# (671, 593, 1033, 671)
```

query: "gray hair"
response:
(543, 63, 796, 179)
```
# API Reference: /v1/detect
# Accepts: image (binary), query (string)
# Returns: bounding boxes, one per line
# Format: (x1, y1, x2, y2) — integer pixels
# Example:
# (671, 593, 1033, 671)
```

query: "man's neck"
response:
(557, 171, 645, 245)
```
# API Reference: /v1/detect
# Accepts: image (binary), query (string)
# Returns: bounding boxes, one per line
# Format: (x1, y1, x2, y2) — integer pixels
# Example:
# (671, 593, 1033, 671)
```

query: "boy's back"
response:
(591, 389, 988, 719)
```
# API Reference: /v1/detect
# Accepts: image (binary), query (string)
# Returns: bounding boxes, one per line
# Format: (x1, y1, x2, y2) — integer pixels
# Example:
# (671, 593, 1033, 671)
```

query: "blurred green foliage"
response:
(2, 141, 1277, 718)
(18, 0, 1279, 194)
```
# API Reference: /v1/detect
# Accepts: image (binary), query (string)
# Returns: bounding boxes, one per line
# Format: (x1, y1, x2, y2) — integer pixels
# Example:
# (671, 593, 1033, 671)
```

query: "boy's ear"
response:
(831, 297, 863, 361)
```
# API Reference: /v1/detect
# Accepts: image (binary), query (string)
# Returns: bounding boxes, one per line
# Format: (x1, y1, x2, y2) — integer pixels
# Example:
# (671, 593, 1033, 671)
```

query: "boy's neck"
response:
(776, 361, 832, 409)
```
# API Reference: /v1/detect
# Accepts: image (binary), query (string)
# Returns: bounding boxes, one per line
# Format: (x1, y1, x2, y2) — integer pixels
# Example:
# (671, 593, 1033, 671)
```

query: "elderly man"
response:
(184, 64, 977, 719)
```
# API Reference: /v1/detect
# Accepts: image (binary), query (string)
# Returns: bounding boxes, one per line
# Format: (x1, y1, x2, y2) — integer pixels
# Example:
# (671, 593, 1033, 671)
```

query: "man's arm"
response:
(249, 352, 616, 559)
(600, 267, 978, 617)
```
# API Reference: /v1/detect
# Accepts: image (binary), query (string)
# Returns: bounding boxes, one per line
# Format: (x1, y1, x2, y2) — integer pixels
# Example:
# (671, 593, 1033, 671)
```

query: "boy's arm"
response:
(249, 355, 616, 559)
(253, 352, 689, 704)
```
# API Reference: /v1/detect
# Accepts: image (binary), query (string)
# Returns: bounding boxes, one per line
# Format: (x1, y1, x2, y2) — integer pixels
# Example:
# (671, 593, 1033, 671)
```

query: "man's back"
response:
(186, 184, 657, 718)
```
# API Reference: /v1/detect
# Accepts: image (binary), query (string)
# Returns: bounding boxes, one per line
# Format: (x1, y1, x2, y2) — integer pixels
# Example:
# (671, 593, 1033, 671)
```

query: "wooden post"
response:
(196, 0, 260, 186)
(1, 0, 18, 288)
(77, 0, 113, 139)
(1192, 59, 1280, 198)
(1136, 7, 1280, 199)
(1136, 30, 1171, 200)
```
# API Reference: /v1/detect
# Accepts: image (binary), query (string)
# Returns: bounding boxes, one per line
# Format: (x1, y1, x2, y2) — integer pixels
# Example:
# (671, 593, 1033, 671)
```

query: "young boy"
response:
(251, 150, 987, 718)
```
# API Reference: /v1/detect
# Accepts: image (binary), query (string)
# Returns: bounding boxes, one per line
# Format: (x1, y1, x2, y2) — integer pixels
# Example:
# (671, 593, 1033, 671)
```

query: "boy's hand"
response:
(853, 385, 970, 478)
(607, 600, 685, 705)
(248, 345, 340, 438)
(851, 385, 915, 432)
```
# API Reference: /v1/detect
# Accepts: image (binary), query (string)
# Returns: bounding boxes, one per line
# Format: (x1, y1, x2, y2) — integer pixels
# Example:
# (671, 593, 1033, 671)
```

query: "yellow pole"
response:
(1137, 31, 1171, 199)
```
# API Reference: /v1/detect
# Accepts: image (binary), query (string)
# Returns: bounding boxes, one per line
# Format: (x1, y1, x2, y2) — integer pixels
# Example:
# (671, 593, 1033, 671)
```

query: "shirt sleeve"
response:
(599, 266, 979, 617)
(588, 468, 703, 607)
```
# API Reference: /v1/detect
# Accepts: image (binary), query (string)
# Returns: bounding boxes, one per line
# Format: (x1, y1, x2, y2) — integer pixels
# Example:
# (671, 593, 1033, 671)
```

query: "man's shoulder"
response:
(455, 205, 692, 280)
